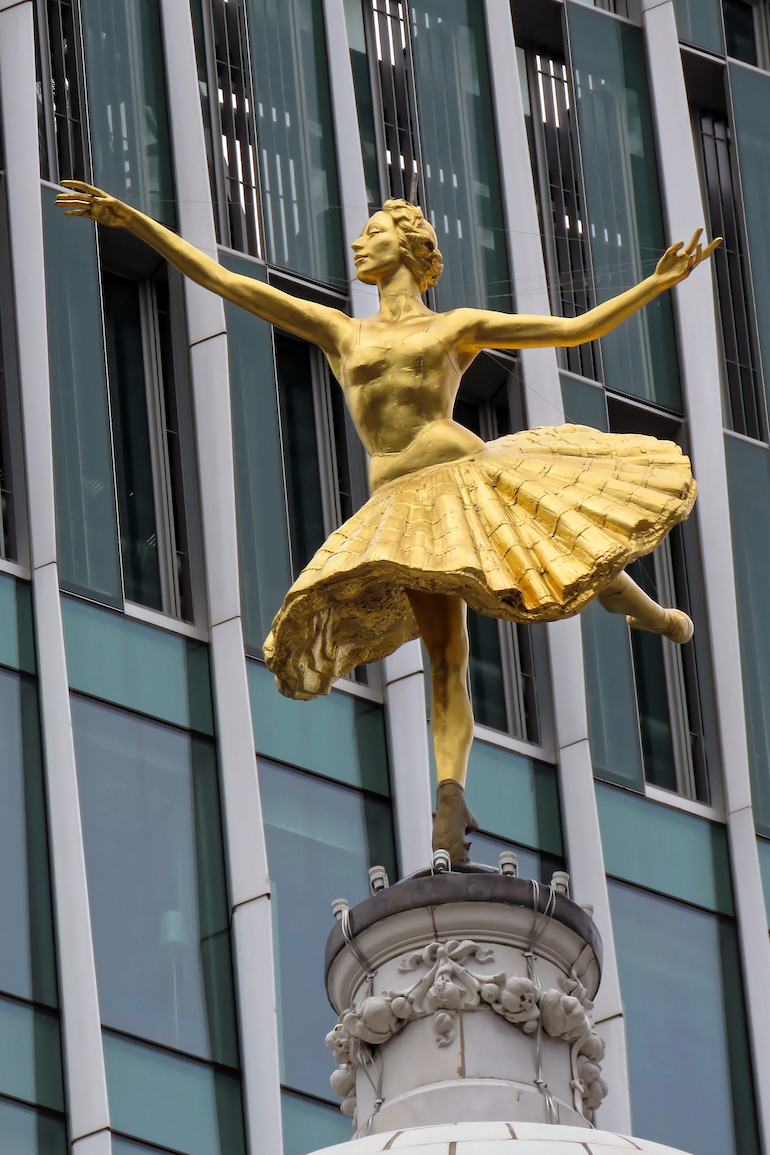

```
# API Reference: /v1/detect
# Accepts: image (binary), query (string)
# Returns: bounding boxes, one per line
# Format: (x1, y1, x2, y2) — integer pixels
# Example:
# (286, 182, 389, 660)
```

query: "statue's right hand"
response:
(54, 180, 133, 229)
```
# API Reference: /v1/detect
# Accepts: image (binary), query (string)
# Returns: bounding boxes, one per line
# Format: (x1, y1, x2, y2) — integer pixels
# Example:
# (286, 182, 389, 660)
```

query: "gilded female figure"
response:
(56, 182, 718, 862)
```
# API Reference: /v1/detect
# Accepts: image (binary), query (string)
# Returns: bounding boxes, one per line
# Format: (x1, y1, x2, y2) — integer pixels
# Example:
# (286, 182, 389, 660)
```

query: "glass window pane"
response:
(469, 830, 564, 885)
(104, 1033, 245, 1155)
(62, 597, 214, 735)
(343, 0, 381, 214)
(758, 837, 770, 926)
(453, 742, 563, 856)
(79, 0, 175, 225)
(0, 996, 64, 1112)
(0, 574, 35, 674)
(72, 698, 238, 1066)
(627, 555, 677, 792)
(411, 0, 512, 313)
(0, 670, 57, 1008)
(222, 255, 293, 654)
(468, 611, 507, 732)
(275, 334, 326, 576)
(597, 782, 734, 913)
(609, 881, 759, 1155)
(560, 373, 608, 432)
(41, 186, 123, 607)
(0, 1099, 66, 1155)
(730, 64, 770, 410)
(248, 660, 390, 795)
(724, 0, 757, 64)
(724, 434, 770, 834)
(673, 0, 724, 53)
(259, 759, 396, 1100)
(567, 6, 680, 410)
(281, 1091, 351, 1155)
(102, 273, 162, 610)
(245, 0, 345, 287)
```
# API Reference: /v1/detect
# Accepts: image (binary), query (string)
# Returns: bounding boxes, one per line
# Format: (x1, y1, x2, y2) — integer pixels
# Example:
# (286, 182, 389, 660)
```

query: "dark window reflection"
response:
(724, 0, 758, 64)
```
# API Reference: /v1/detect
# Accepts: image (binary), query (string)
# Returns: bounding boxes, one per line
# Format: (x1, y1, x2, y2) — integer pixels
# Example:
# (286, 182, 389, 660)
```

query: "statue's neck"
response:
(376, 267, 427, 321)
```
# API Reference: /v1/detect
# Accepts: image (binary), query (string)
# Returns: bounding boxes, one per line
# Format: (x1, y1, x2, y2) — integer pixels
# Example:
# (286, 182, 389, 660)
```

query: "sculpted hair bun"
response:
(381, 198, 444, 292)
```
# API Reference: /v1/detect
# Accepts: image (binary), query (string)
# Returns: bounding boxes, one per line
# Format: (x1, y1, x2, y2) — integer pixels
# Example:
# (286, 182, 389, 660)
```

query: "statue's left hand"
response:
(654, 228, 722, 289)
(54, 180, 135, 229)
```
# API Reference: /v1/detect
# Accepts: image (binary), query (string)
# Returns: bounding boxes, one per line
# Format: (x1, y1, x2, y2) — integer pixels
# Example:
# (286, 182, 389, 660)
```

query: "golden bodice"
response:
(339, 313, 484, 490)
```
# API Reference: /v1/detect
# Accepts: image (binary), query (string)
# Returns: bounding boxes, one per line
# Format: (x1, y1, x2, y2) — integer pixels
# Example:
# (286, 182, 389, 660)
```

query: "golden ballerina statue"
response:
(56, 181, 719, 863)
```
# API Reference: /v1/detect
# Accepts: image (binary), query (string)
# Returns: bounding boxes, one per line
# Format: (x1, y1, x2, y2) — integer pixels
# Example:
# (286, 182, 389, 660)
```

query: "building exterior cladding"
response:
(0, 0, 769, 1154)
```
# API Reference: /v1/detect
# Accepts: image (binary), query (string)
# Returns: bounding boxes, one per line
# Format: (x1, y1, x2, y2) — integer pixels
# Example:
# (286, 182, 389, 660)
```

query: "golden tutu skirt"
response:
(263, 424, 696, 700)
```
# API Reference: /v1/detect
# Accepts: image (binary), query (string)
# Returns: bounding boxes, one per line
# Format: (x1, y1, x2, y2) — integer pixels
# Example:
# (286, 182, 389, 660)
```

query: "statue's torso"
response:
(338, 312, 484, 490)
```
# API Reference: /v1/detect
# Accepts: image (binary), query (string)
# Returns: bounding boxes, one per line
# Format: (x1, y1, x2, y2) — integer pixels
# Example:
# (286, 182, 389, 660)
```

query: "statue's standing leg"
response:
(598, 570, 693, 643)
(406, 589, 478, 864)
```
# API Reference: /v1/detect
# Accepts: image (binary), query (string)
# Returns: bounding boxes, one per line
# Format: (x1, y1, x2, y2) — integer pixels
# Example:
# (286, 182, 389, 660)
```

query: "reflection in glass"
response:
(259, 759, 396, 1100)
(41, 187, 123, 607)
(567, 7, 680, 409)
(245, 0, 345, 287)
(467, 610, 507, 733)
(281, 1090, 352, 1155)
(102, 273, 162, 610)
(80, 0, 175, 224)
(724, 0, 757, 64)
(275, 335, 327, 576)
(72, 697, 238, 1065)
(410, 0, 511, 313)
(725, 435, 770, 832)
(222, 255, 293, 652)
(0, 996, 64, 1111)
(344, 0, 381, 214)
(610, 881, 759, 1155)
(470, 830, 563, 885)
(672, 0, 723, 53)
(0, 1098, 66, 1155)
(0, 670, 57, 1008)
(104, 1032, 245, 1155)
(627, 555, 677, 792)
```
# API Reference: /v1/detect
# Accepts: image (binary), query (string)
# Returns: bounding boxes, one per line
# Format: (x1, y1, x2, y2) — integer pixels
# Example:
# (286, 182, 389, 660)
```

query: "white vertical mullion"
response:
(642, 1, 770, 1142)
(156, 3, 282, 1153)
(483, 0, 632, 1131)
(322, 0, 433, 872)
(0, 0, 111, 1147)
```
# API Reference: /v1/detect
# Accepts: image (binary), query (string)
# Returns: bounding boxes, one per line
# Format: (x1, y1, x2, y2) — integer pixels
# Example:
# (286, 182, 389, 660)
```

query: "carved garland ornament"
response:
(325, 938, 608, 1122)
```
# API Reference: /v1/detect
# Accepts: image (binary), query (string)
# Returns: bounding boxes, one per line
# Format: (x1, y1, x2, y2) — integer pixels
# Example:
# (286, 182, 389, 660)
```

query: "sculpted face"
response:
(351, 211, 404, 284)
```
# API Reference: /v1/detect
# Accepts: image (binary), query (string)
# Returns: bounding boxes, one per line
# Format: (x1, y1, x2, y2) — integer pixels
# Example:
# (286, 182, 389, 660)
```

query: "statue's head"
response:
(352, 199, 443, 292)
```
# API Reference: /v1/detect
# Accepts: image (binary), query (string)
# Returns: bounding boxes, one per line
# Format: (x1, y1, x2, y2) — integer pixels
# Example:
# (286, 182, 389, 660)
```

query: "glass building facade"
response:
(0, 1, 769, 1155)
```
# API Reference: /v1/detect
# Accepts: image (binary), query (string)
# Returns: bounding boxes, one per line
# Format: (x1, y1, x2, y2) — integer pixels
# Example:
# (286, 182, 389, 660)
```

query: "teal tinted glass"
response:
(73, 698, 238, 1065)
(560, 373, 607, 432)
(610, 881, 759, 1155)
(80, 0, 175, 225)
(259, 758, 396, 1100)
(581, 599, 644, 790)
(455, 741, 563, 857)
(0, 671, 57, 1008)
(410, 0, 512, 313)
(730, 65, 770, 405)
(597, 783, 733, 914)
(467, 612, 507, 732)
(0, 997, 63, 1111)
(758, 838, 770, 925)
(42, 186, 123, 607)
(470, 830, 564, 884)
(567, 5, 680, 409)
(724, 434, 770, 833)
(62, 597, 213, 734)
(104, 1033, 245, 1155)
(0, 1099, 66, 1155)
(275, 334, 326, 576)
(343, 0, 381, 214)
(245, 0, 345, 287)
(282, 1091, 351, 1155)
(673, 0, 724, 52)
(0, 574, 35, 674)
(102, 273, 162, 610)
(248, 660, 390, 795)
(222, 254, 293, 654)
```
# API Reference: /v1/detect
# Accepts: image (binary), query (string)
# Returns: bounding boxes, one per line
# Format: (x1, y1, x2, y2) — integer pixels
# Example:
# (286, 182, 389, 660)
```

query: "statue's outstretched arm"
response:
(454, 230, 721, 352)
(54, 182, 352, 358)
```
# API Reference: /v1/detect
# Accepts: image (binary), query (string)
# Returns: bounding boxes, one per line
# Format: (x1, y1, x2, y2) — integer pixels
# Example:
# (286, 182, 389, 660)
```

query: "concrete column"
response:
(482, 0, 633, 1130)
(0, 2, 111, 1148)
(642, 0, 770, 1138)
(322, 0, 434, 873)
(158, 2, 282, 1151)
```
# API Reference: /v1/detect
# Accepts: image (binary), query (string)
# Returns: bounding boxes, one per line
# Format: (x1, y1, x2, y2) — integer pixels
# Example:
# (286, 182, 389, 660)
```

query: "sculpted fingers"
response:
(684, 227, 703, 255)
(703, 237, 723, 258)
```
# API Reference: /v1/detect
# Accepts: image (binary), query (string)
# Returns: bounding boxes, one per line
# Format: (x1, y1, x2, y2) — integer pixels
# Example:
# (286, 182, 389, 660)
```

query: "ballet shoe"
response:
(626, 607, 694, 644)
(432, 780, 478, 865)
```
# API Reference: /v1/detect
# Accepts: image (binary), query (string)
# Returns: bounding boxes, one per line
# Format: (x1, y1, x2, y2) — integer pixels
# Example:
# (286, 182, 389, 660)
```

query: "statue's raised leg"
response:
(597, 570, 693, 643)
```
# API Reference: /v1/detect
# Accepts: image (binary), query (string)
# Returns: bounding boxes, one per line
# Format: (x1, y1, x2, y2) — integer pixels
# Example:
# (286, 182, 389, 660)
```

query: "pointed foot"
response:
(626, 607, 694, 644)
(432, 780, 478, 865)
